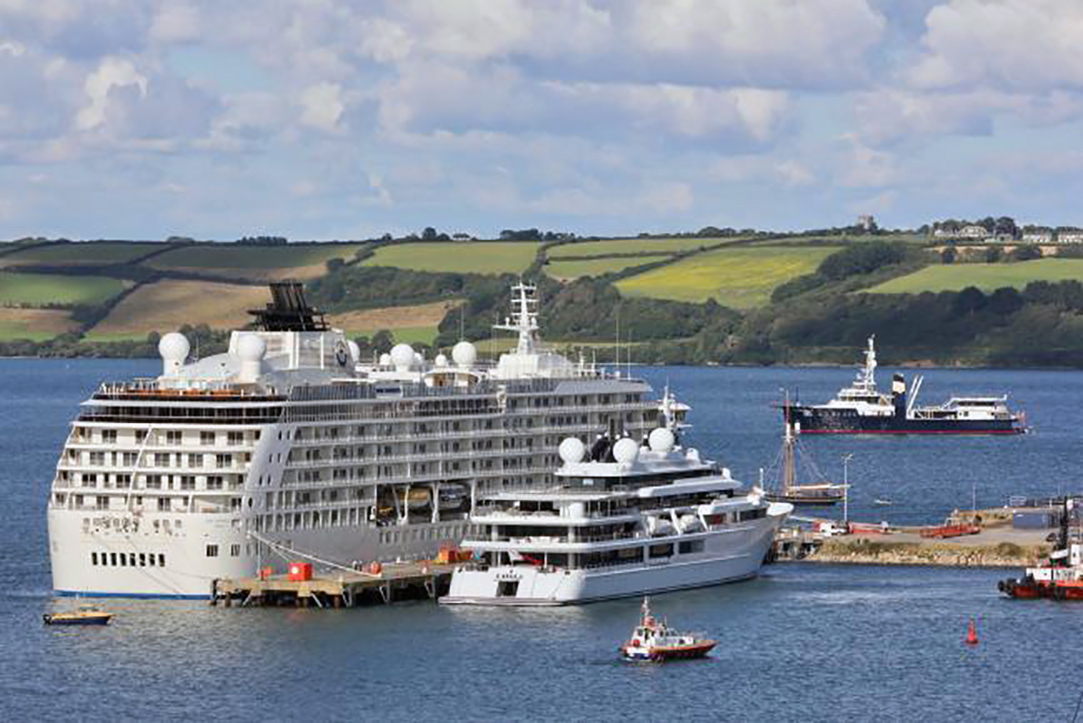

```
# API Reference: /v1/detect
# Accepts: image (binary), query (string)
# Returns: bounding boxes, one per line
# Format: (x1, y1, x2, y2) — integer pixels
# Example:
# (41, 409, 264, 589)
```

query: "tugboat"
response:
(620, 597, 716, 662)
(999, 499, 1083, 599)
(43, 605, 113, 626)
(789, 336, 1025, 435)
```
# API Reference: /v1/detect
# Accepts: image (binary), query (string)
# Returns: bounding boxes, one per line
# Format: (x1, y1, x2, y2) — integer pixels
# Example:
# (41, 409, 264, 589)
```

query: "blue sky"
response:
(1, 0, 1081, 240)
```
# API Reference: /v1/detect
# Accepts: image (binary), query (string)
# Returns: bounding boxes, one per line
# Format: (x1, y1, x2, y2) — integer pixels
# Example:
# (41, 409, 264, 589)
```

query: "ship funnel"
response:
(159, 332, 190, 377)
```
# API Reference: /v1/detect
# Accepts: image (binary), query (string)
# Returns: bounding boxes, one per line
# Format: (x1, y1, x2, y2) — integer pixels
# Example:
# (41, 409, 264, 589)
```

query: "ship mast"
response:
(782, 393, 796, 494)
(493, 281, 540, 355)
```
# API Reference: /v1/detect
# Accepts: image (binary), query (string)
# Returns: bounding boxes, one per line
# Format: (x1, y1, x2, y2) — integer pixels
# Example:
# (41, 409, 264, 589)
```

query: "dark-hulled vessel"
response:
(789, 337, 1025, 435)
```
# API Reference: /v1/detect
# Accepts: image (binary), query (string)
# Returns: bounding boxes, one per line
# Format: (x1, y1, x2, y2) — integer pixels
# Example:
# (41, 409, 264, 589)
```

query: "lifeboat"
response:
(620, 597, 716, 662)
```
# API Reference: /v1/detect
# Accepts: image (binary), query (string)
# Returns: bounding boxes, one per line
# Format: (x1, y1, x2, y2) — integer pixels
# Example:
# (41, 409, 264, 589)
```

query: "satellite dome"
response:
(347, 340, 360, 362)
(434, 353, 448, 367)
(413, 351, 424, 365)
(452, 340, 477, 368)
(159, 332, 190, 362)
(558, 437, 586, 465)
(612, 437, 639, 464)
(390, 343, 415, 371)
(236, 334, 266, 362)
(648, 427, 676, 453)
(379, 353, 391, 366)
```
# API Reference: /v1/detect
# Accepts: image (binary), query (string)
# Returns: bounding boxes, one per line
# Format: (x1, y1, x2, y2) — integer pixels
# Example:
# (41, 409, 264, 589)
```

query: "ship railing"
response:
(286, 422, 634, 447)
(483, 530, 645, 545)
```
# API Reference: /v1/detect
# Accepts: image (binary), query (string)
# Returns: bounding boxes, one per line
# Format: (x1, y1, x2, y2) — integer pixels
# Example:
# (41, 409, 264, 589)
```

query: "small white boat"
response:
(873, 498, 895, 506)
(620, 598, 716, 662)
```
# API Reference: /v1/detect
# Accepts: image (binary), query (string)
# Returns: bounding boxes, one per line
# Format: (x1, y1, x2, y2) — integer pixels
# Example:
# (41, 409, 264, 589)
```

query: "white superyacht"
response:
(442, 426, 792, 606)
(46, 282, 670, 598)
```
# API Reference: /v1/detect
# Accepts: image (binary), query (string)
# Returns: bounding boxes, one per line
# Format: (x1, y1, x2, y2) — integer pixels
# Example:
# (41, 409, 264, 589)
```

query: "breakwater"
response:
(798, 535, 1050, 568)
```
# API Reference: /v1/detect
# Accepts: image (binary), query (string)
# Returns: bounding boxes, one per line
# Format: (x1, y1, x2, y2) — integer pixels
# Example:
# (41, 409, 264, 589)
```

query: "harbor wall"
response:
(799, 537, 1050, 568)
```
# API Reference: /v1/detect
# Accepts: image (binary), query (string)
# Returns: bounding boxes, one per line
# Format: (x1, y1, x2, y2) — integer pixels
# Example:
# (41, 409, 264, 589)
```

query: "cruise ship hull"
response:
(791, 407, 1024, 435)
(48, 507, 471, 598)
(441, 514, 783, 606)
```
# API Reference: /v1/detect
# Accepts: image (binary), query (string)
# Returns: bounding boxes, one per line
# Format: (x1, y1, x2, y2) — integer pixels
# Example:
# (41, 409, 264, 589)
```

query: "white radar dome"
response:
(434, 353, 448, 367)
(379, 353, 392, 366)
(648, 427, 676, 453)
(236, 334, 266, 362)
(159, 332, 190, 362)
(390, 343, 415, 371)
(452, 340, 477, 368)
(347, 340, 360, 362)
(612, 438, 640, 465)
(558, 437, 586, 465)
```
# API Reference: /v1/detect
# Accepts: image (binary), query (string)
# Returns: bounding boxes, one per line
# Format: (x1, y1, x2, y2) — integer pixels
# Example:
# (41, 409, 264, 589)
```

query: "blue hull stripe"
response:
(55, 589, 210, 600)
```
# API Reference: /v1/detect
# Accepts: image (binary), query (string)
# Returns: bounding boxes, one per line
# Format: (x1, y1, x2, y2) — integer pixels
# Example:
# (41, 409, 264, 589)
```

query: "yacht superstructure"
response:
(46, 282, 671, 598)
(442, 427, 791, 606)
(789, 336, 1025, 434)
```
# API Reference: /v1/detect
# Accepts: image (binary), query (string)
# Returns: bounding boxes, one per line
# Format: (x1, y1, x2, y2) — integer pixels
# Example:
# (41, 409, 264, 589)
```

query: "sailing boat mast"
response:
(782, 392, 796, 495)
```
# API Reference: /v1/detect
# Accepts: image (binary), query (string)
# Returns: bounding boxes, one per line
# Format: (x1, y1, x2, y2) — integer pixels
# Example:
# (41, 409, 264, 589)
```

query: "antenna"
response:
(459, 304, 465, 342)
(615, 302, 621, 375)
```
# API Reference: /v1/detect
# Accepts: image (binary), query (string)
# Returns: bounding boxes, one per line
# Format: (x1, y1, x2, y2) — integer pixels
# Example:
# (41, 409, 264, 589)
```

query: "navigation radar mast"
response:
(493, 281, 540, 355)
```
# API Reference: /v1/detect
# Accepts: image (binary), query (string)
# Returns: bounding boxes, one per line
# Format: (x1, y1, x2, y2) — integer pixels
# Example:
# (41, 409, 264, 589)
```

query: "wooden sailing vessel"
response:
(765, 397, 848, 506)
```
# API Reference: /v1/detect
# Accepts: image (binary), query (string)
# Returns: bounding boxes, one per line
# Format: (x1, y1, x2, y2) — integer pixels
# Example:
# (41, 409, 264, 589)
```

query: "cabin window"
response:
(166, 431, 182, 446)
(101, 429, 117, 444)
(648, 543, 674, 558)
(207, 476, 223, 491)
(148, 554, 156, 567)
(497, 580, 519, 597)
(206, 544, 219, 558)
(110, 552, 118, 566)
(158, 554, 166, 567)
(91, 552, 98, 566)
(201, 431, 216, 446)
(139, 553, 146, 567)
(230, 544, 241, 557)
(158, 498, 169, 512)
(679, 540, 705, 554)
(228, 432, 243, 445)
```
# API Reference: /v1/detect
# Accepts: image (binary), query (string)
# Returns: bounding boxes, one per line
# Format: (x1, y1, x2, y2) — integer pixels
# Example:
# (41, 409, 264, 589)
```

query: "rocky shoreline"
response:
(794, 537, 1050, 569)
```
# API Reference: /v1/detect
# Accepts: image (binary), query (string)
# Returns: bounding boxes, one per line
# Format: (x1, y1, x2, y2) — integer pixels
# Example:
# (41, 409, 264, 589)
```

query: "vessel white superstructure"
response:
(442, 428, 792, 606)
(47, 282, 672, 598)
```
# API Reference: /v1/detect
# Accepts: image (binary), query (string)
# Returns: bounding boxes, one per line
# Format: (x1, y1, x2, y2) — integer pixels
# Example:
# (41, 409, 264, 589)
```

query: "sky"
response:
(1, 0, 1082, 241)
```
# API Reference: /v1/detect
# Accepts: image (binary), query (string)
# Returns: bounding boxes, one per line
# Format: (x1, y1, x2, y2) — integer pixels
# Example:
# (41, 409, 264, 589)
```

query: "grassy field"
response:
(0, 308, 80, 340)
(616, 246, 840, 307)
(87, 280, 269, 338)
(0, 272, 129, 306)
(550, 237, 738, 258)
(545, 255, 671, 280)
(362, 242, 540, 275)
(867, 259, 1083, 294)
(0, 242, 161, 267)
(328, 300, 458, 339)
(149, 243, 367, 281)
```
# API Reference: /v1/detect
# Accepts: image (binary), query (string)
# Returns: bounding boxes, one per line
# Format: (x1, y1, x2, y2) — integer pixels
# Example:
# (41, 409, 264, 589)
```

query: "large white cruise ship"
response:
(442, 428, 791, 606)
(46, 282, 671, 598)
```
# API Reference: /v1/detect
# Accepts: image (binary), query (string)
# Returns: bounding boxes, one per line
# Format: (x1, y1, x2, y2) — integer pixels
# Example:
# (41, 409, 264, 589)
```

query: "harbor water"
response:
(2, 359, 1082, 721)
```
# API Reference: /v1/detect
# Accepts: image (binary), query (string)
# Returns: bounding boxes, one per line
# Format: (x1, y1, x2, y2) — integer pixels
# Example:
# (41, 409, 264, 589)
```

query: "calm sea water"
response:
(2, 359, 1081, 721)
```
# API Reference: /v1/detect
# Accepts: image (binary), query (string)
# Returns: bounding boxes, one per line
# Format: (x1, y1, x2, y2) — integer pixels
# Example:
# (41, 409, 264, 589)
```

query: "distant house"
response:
(932, 227, 955, 239)
(957, 225, 991, 240)
(1022, 232, 1052, 244)
(857, 214, 875, 232)
(1057, 231, 1083, 244)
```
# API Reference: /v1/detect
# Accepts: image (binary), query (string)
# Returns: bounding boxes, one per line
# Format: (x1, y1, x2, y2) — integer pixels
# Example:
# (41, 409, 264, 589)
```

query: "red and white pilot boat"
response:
(999, 500, 1083, 600)
(620, 597, 716, 662)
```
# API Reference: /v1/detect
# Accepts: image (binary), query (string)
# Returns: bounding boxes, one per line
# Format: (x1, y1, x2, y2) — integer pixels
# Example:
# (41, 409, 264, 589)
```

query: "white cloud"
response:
(299, 81, 345, 133)
(639, 181, 694, 214)
(149, 2, 201, 44)
(911, 0, 1083, 91)
(75, 56, 147, 131)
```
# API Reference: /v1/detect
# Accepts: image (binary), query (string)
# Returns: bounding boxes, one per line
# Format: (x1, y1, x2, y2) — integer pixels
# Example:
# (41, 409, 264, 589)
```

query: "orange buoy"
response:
(965, 619, 979, 646)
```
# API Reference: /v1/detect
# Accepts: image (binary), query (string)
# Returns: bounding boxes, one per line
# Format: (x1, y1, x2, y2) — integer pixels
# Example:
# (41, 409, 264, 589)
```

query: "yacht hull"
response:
(442, 514, 783, 606)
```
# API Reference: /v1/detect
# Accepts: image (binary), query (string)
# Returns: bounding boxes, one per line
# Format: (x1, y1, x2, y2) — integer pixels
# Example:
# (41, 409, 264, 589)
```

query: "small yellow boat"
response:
(43, 606, 113, 626)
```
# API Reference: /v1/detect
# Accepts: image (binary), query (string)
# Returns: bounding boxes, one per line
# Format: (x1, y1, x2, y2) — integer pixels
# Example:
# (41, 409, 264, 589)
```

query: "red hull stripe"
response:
(799, 429, 1023, 435)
